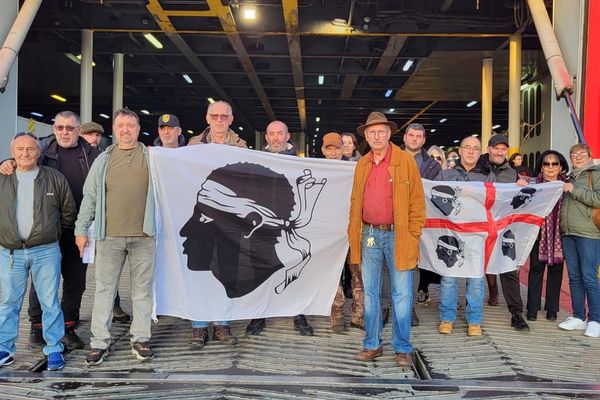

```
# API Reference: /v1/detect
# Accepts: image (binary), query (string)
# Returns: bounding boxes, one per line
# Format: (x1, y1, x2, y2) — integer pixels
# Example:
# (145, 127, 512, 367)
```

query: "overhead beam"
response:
(340, 74, 359, 99)
(398, 101, 438, 132)
(282, 0, 307, 132)
(374, 35, 408, 76)
(206, 0, 276, 122)
(145, 0, 255, 130)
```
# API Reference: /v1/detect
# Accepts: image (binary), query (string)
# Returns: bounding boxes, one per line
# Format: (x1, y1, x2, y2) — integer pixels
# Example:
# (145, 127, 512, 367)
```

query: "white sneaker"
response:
(558, 316, 587, 331)
(584, 321, 600, 337)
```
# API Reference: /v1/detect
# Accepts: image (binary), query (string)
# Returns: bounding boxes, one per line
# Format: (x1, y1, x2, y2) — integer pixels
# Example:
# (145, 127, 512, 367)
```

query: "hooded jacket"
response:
(263, 142, 297, 156)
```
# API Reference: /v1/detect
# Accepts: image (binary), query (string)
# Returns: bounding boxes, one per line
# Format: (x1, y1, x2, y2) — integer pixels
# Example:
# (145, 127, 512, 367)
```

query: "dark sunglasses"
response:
(542, 162, 560, 167)
(432, 155, 443, 161)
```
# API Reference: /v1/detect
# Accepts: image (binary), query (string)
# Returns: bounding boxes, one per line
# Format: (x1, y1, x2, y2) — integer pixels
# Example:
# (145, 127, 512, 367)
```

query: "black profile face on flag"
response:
(501, 230, 516, 260)
(435, 235, 465, 268)
(180, 162, 326, 298)
(510, 187, 537, 209)
(430, 185, 462, 216)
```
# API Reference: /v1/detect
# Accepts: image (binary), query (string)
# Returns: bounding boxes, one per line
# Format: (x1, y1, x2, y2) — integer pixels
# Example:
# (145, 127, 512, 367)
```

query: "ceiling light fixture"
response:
(182, 74, 193, 84)
(65, 53, 96, 67)
(453, 139, 460, 144)
(318, 75, 324, 85)
(472, 134, 479, 137)
(315, 127, 320, 132)
(50, 94, 67, 102)
(142, 131, 150, 136)
(439, 118, 447, 123)
(238, 126, 244, 131)
(243, 6, 256, 20)
(140, 109, 150, 115)
(466, 100, 477, 108)
(143, 33, 163, 49)
(187, 129, 194, 134)
(402, 59, 414, 72)
(207, 97, 215, 104)
(30, 112, 43, 117)
(315, 117, 320, 122)
(384, 89, 393, 98)
(431, 129, 436, 133)
(100, 113, 110, 119)
(520, 83, 529, 90)
(492, 124, 501, 129)
(388, 108, 395, 112)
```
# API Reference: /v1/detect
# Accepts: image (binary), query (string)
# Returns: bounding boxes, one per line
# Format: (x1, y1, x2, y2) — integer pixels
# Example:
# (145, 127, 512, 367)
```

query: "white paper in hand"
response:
(82, 222, 95, 264)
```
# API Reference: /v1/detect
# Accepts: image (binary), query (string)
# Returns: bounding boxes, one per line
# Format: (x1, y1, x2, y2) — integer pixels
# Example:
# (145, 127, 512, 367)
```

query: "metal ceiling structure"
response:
(16, 0, 548, 153)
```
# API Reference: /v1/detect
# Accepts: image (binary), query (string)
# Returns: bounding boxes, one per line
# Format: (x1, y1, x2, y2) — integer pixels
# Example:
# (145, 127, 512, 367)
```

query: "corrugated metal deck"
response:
(0, 265, 599, 399)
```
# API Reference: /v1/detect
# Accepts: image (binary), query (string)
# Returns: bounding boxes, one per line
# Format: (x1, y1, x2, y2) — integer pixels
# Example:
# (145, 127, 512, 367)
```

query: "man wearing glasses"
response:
(0, 132, 76, 370)
(349, 112, 425, 368)
(0, 111, 100, 351)
(186, 100, 246, 348)
(188, 101, 247, 147)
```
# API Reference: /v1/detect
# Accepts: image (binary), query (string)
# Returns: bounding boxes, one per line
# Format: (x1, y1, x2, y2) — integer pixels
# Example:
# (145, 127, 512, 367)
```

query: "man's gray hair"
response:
(207, 101, 233, 116)
(405, 123, 426, 135)
(55, 111, 81, 125)
(113, 108, 139, 123)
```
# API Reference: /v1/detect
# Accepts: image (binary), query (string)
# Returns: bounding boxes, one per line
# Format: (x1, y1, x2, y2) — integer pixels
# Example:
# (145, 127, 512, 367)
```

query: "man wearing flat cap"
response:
(80, 122, 104, 149)
(348, 112, 425, 368)
(154, 114, 185, 148)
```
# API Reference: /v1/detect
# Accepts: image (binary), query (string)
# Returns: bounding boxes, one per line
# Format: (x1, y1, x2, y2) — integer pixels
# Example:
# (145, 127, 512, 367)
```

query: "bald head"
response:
(265, 120, 290, 153)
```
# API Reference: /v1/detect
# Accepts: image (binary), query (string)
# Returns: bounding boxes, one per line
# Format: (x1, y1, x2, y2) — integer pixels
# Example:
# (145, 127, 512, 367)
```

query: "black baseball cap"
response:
(158, 114, 180, 128)
(488, 134, 509, 147)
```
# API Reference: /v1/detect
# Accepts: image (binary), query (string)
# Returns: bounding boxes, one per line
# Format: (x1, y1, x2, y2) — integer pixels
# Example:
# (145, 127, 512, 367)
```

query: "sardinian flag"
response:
(419, 180, 563, 278)
(149, 144, 355, 321)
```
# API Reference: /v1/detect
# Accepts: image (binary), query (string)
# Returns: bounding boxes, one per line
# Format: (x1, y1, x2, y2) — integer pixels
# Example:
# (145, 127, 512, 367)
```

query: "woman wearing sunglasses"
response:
(559, 144, 600, 337)
(427, 145, 447, 170)
(526, 150, 569, 322)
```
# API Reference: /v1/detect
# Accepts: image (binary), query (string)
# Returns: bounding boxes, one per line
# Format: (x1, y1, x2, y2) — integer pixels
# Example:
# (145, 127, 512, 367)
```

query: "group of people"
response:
(0, 102, 598, 372)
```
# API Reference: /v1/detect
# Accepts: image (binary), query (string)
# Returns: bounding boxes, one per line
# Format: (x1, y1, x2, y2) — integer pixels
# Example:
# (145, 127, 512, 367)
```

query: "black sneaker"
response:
(112, 304, 131, 323)
(245, 318, 266, 336)
(511, 313, 531, 331)
(293, 315, 314, 336)
(85, 348, 108, 366)
(131, 341, 154, 361)
(62, 325, 85, 350)
(29, 324, 46, 350)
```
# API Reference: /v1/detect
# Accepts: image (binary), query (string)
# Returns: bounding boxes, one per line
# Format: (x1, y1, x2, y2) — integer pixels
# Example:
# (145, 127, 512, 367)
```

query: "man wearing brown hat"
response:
(322, 132, 365, 333)
(80, 122, 104, 149)
(154, 114, 185, 148)
(348, 112, 425, 368)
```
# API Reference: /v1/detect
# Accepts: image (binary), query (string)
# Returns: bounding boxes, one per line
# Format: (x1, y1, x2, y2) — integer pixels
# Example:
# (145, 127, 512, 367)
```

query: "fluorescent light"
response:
(388, 108, 395, 112)
(142, 132, 150, 136)
(453, 139, 460, 144)
(182, 74, 193, 84)
(315, 127, 320, 132)
(466, 100, 477, 108)
(187, 129, 193, 134)
(243, 7, 256, 20)
(402, 59, 414, 72)
(143, 33, 163, 49)
(64, 53, 96, 67)
(315, 117, 320, 122)
(472, 134, 479, 137)
(51, 94, 67, 102)
(100, 113, 110, 119)
(238, 126, 244, 131)
(385, 89, 393, 98)
(30, 112, 43, 117)
(75, 54, 96, 67)
(207, 97, 215, 104)
(430, 129, 436, 133)
(492, 124, 501, 129)
(439, 118, 447, 123)
(439, 146, 445, 149)
(318, 75, 324, 85)
(313, 134, 317, 138)
(140, 109, 150, 115)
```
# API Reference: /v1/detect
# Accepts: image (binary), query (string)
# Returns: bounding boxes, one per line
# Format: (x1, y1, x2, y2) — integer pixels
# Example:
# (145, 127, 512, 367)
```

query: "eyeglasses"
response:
(570, 152, 590, 160)
(53, 125, 79, 132)
(365, 130, 388, 138)
(209, 114, 231, 121)
(432, 155, 443, 161)
(460, 145, 481, 153)
(542, 162, 560, 167)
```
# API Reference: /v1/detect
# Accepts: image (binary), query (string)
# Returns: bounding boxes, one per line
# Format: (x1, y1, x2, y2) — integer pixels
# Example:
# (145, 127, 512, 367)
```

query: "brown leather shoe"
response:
(395, 352, 412, 368)
(213, 325, 238, 345)
(355, 347, 383, 361)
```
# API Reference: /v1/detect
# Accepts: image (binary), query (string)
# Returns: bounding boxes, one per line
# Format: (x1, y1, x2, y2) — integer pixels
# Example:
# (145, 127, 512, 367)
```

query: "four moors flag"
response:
(418, 179, 564, 278)
(149, 144, 356, 321)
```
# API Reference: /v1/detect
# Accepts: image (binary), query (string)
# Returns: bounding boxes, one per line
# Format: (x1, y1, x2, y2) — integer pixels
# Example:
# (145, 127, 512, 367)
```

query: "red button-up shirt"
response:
(362, 145, 394, 224)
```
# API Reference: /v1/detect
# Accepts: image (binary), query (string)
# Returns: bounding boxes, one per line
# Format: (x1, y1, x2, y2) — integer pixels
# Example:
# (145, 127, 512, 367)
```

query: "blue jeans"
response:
(191, 320, 229, 328)
(0, 242, 64, 355)
(360, 227, 413, 354)
(562, 235, 600, 323)
(439, 276, 484, 324)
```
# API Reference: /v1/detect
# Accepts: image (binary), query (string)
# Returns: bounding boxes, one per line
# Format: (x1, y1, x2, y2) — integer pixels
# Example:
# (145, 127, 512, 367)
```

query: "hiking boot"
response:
(293, 315, 314, 336)
(190, 327, 209, 348)
(62, 325, 85, 350)
(85, 348, 108, 366)
(47, 352, 65, 371)
(438, 321, 453, 334)
(213, 325, 238, 344)
(395, 352, 412, 368)
(112, 304, 131, 323)
(246, 318, 266, 336)
(511, 313, 530, 331)
(467, 324, 482, 336)
(29, 323, 45, 350)
(355, 347, 383, 361)
(131, 341, 154, 361)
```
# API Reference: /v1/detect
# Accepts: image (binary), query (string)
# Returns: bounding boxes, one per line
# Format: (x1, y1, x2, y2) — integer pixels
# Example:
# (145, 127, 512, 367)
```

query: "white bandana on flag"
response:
(419, 180, 563, 278)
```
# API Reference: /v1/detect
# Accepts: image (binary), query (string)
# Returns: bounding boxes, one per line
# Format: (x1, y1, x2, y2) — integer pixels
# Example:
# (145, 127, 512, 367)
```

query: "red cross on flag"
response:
(419, 180, 564, 278)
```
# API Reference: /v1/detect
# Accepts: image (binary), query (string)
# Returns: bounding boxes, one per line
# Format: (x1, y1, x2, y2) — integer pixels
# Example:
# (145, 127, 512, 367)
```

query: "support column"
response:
(255, 130, 262, 150)
(481, 57, 493, 149)
(112, 53, 124, 116)
(80, 29, 93, 123)
(0, 0, 18, 159)
(508, 34, 522, 157)
(298, 132, 306, 157)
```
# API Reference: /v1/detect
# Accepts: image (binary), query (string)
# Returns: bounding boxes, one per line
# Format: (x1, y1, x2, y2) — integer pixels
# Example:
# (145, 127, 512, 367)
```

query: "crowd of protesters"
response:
(0, 102, 598, 371)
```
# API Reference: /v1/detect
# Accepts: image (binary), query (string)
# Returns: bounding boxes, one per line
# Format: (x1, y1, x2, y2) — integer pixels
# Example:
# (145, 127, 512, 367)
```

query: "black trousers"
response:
(28, 230, 87, 324)
(526, 238, 563, 314)
(498, 270, 524, 315)
(417, 268, 441, 292)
